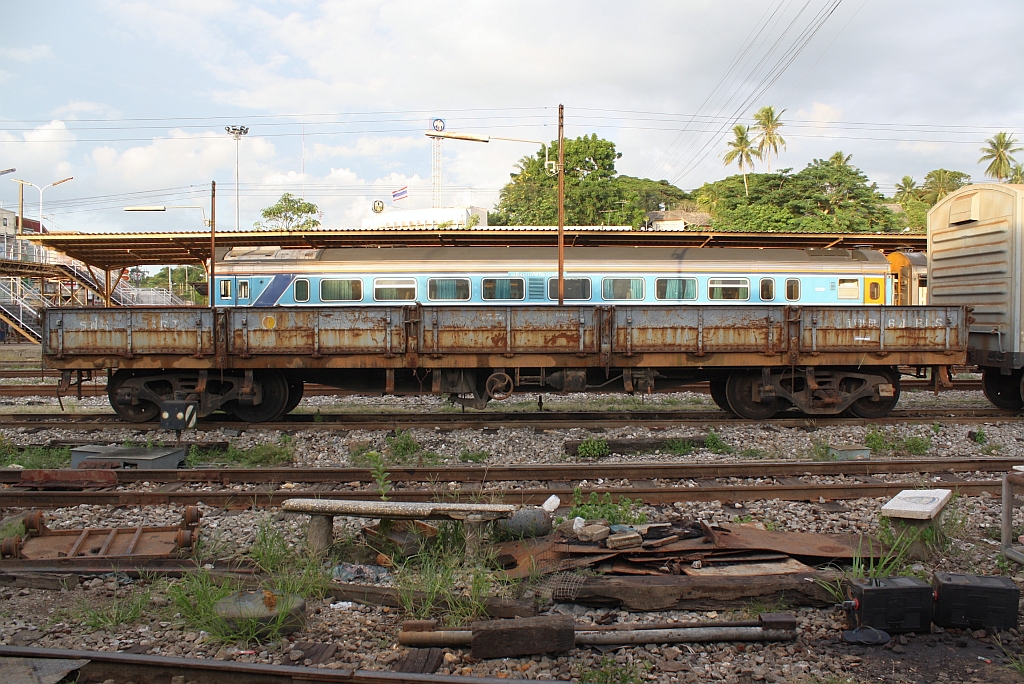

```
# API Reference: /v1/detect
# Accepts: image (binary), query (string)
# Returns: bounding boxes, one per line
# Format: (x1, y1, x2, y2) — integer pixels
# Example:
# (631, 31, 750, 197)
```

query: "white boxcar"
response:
(929, 183, 1024, 409)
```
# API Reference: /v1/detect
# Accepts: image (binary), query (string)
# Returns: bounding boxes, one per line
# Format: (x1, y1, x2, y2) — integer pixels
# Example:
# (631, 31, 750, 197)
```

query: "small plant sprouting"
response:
(931, 423, 942, 434)
(811, 439, 835, 461)
(973, 428, 987, 445)
(576, 656, 648, 684)
(704, 429, 732, 454)
(458, 448, 489, 463)
(387, 429, 422, 464)
(864, 429, 889, 453)
(368, 451, 393, 501)
(665, 438, 694, 456)
(576, 438, 610, 459)
(569, 487, 646, 525)
(313, 410, 324, 423)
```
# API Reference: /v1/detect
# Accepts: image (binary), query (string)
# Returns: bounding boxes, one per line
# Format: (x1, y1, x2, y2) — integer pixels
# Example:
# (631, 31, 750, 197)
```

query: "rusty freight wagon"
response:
(42, 303, 967, 421)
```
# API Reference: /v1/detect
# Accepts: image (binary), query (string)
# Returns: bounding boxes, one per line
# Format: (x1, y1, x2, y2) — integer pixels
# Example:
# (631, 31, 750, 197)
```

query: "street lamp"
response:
(12, 176, 73, 229)
(124, 205, 213, 304)
(0, 169, 14, 177)
(225, 125, 248, 232)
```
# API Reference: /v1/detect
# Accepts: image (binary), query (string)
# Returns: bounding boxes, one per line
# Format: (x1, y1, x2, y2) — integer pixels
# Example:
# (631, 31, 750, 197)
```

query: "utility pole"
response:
(210, 181, 216, 309)
(557, 104, 565, 305)
(16, 182, 23, 261)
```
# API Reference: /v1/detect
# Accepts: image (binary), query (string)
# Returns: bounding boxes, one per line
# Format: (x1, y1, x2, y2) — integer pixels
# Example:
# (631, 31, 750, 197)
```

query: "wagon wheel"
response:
(708, 379, 734, 414)
(849, 368, 901, 419)
(283, 379, 304, 415)
(981, 369, 1024, 411)
(724, 372, 785, 420)
(226, 370, 290, 423)
(485, 373, 514, 401)
(107, 369, 160, 423)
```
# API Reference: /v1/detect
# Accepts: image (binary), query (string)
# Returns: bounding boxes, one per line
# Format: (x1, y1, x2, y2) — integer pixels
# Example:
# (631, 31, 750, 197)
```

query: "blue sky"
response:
(2, 1, 1023, 234)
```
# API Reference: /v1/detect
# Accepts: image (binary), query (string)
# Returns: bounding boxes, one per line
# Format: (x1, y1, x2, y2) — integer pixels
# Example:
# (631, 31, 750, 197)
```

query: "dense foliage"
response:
(695, 154, 900, 233)
(489, 135, 690, 229)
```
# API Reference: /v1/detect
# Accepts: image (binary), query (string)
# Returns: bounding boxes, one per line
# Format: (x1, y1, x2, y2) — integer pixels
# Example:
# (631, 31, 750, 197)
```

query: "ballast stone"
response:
(881, 489, 952, 520)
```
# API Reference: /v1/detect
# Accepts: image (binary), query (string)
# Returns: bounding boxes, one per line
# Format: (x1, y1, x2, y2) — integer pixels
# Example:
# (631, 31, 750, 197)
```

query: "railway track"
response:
(0, 645, 504, 684)
(1, 457, 1018, 508)
(0, 377, 983, 397)
(0, 405, 1014, 430)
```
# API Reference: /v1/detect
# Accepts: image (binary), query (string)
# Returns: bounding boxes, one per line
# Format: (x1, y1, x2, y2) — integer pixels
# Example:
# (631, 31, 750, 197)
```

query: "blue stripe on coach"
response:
(253, 274, 296, 306)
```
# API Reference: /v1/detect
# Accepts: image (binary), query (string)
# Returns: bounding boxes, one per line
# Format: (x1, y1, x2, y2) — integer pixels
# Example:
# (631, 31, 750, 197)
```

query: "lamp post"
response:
(124, 204, 213, 305)
(11, 176, 72, 260)
(225, 126, 248, 232)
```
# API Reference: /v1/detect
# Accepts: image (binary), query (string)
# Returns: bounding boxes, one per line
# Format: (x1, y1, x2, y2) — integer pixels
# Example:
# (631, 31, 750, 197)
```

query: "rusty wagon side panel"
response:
(42, 304, 968, 370)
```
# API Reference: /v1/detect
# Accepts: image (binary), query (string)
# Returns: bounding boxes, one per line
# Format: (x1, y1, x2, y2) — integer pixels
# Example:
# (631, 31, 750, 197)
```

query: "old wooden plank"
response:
(470, 615, 575, 659)
(393, 647, 444, 674)
(573, 572, 836, 612)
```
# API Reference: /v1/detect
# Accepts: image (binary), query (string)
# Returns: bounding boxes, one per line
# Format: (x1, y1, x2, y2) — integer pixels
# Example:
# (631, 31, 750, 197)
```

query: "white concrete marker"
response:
(881, 489, 952, 520)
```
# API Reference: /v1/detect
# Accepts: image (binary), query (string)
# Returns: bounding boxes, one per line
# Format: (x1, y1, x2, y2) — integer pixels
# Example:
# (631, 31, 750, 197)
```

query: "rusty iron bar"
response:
(0, 645, 511, 684)
(0, 456, 1018, 487)
(0, 479, 1004, 509)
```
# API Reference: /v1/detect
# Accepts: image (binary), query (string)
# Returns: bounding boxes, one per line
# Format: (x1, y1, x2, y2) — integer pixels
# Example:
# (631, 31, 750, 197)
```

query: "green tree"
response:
(695, 157, 898, 233)
(490, 135, 689, 228)
(722, 124, 760, 196)
(753, 106, 786, 173)
(920, 169, 971, 205)
(893, 176, 918, 204)
(253, 193, 321, 231)
(979, 132, 1022, 181)
(1009, 163, 1024, 184)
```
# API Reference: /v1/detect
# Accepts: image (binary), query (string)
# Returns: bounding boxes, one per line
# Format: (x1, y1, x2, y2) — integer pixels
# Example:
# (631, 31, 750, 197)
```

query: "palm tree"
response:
(979, 132, 1022, 181)
(829, 151, 853, 168)
(1009, 163, 1024, 184)
(894, 176, 918, 204)
(722, 124, 760, 196)
(753, 106, 786, 173)
(921, 169, 966, 204)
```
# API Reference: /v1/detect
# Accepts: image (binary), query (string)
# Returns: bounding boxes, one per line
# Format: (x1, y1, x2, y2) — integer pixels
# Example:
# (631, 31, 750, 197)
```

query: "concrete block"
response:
(881, 489, 952, 520)
(827, 444, 871, 460)
(578, 524, 611, 542)
(605, 531, 643, 549)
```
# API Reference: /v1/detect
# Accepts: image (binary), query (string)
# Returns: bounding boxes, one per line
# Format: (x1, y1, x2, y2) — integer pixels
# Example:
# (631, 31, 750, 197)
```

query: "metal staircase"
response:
(0, 279, 42, 343)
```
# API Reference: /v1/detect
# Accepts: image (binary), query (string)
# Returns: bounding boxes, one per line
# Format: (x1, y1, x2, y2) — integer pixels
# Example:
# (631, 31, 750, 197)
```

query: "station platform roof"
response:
(27, 228, 927, 271)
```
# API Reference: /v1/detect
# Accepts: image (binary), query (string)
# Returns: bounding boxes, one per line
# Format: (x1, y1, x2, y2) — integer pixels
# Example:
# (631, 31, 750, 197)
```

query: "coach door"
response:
(864, 277, 885, 305)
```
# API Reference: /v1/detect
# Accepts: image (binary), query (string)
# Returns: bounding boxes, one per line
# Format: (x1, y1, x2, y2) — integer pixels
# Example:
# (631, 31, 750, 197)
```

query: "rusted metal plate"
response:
(1, 507, 201, 561)
(798, 306, 965, 354)
(612, 306, 786, 355)
(45, 309, 214, 358)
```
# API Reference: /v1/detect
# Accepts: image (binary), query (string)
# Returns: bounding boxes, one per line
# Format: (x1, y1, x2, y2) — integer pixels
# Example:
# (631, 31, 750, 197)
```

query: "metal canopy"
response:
(26, 229, 927, 270)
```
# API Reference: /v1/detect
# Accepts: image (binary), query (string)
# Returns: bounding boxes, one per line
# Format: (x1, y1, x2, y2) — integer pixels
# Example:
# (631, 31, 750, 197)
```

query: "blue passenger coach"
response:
(214, 246, 892, 308)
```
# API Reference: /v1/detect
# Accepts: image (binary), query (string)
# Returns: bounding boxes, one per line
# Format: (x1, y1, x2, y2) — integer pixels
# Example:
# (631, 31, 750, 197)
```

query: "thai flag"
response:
(392, 186, 408, 201)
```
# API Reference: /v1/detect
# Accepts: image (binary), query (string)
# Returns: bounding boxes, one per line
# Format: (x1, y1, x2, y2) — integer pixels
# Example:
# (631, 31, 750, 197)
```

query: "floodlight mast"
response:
(225, 126, 249, 232)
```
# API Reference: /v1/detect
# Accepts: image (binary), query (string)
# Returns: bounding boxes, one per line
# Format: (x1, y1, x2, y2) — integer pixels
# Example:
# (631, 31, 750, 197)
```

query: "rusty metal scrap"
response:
(0, 507, 201, 561)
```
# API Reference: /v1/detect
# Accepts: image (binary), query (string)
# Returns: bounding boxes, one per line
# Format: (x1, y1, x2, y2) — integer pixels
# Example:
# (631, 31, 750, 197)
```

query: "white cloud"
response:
(0, 45, 53, 63)
(51, 102, 123, 120)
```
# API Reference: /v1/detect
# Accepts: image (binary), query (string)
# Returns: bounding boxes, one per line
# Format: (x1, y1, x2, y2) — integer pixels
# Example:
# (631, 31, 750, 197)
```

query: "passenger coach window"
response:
(602, 277, 644, 300)
(294, 279, 309, 303)
(237, 280, 250, 300)
(547, 278, 591, 300)
(321, 279, 362, 302)
(655, 278, 697, 300)
(219, 280, 231, 300)
(482, 278, 525, 300)
(709, 278, 749, 300)
(428, 278, 471, 301)
(786, 278, 800, 301)
(373, 278, 416, 301)
(837, 279, 860, 300)
(760, 278, 775, 301)
(869, 281, 881, 300)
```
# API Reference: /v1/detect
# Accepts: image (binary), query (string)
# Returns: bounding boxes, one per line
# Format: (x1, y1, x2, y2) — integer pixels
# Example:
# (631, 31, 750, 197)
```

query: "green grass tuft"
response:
(569, 487, 646, 525)
(576, 438, 610, 459)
